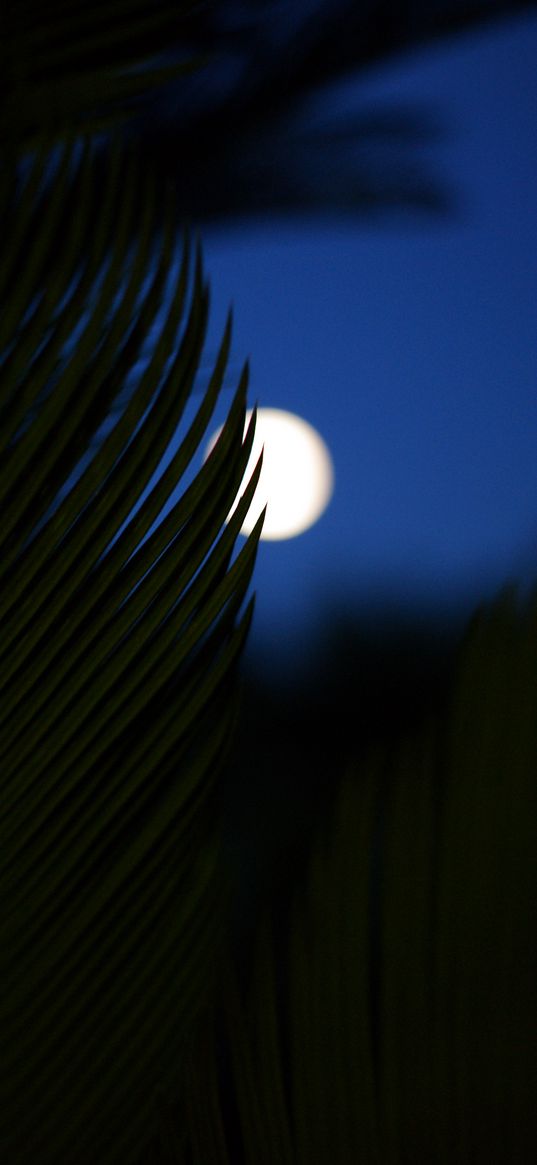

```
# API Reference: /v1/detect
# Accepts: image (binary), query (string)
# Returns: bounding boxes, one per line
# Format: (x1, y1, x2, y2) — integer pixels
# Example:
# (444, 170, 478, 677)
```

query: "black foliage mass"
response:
(125, 0, 537, 223)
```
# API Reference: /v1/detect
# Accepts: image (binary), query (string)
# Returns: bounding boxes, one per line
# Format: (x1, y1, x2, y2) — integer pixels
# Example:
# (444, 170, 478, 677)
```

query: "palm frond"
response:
(176, 588, 537, 1164)
(127, 0, 537, 225)
(0, 139, 264, 1163)
(1, 0, 201, 146)
(432, 589, 537, 1162)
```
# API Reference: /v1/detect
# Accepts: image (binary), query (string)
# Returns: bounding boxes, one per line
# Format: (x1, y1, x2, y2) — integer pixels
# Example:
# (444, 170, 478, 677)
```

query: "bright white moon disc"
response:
(205, 408, 334, 541)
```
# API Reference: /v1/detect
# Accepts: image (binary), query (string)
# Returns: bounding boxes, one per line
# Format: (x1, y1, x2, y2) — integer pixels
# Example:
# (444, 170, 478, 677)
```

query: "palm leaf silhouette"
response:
(0, 133, 264, 1162)
(126, 0, 537, 223)
(176, 589, 537, 1165)
(1, 0, 201, 145)
(6, 1, 533, 223)
(3, 4, 536, 1163)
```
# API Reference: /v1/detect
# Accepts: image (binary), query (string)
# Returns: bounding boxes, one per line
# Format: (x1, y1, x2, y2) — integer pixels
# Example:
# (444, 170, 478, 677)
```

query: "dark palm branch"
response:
(2, 4, 536, 1162)
(1, 0, 201, 146)
(5, 1, 534, 222)
(127, 0, 537, 223)
(175, 588, 537, 1165)
(0, 135, 264, 1162)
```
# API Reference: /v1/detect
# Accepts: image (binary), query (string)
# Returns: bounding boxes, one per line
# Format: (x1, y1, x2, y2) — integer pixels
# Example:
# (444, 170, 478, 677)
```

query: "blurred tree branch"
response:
(125, 0, 537, 223)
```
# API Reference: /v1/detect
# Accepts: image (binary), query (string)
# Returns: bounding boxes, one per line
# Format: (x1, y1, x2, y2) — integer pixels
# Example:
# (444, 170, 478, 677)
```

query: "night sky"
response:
(189, 10, 537, 678)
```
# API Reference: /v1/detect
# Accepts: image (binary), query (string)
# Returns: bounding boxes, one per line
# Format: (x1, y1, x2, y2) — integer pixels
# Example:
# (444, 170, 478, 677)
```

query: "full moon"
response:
(205, 408, 334, 540)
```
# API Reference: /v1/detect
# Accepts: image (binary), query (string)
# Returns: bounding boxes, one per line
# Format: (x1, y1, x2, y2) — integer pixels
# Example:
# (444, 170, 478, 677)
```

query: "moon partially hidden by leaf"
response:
(205, 408, 334, 540)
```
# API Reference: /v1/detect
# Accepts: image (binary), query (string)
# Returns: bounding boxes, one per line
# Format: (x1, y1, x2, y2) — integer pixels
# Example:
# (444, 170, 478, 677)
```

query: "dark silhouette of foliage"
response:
(126, 0, 537, 223)
(0, 28, 264, 1161)
(166, 589, 537, 1165)
(1, 0, 199, 145)
(1, 3, 536, 1162)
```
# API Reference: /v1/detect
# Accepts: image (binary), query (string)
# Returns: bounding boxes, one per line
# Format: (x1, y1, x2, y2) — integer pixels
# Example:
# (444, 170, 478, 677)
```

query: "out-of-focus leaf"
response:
(0, 0, 201, 146)
(174, 587, 537, 1164)
(126, 0, 537, 224)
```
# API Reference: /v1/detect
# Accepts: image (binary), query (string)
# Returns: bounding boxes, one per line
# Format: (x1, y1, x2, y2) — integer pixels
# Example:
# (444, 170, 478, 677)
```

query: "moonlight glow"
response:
(205, 408, 334, 540)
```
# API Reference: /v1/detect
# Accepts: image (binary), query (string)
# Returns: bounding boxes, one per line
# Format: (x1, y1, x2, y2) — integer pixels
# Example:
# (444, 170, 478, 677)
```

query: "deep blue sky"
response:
(194, 11, 537, 675)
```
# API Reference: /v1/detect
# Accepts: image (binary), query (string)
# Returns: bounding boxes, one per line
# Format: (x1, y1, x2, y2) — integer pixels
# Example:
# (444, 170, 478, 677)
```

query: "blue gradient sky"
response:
(194, 11, 537, 674)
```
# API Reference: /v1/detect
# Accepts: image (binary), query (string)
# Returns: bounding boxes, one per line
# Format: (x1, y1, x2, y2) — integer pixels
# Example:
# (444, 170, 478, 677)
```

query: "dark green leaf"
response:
(1, 0, 201, 145)
(0, 139, 263, 1163)
(176, 589, 537, 1165)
